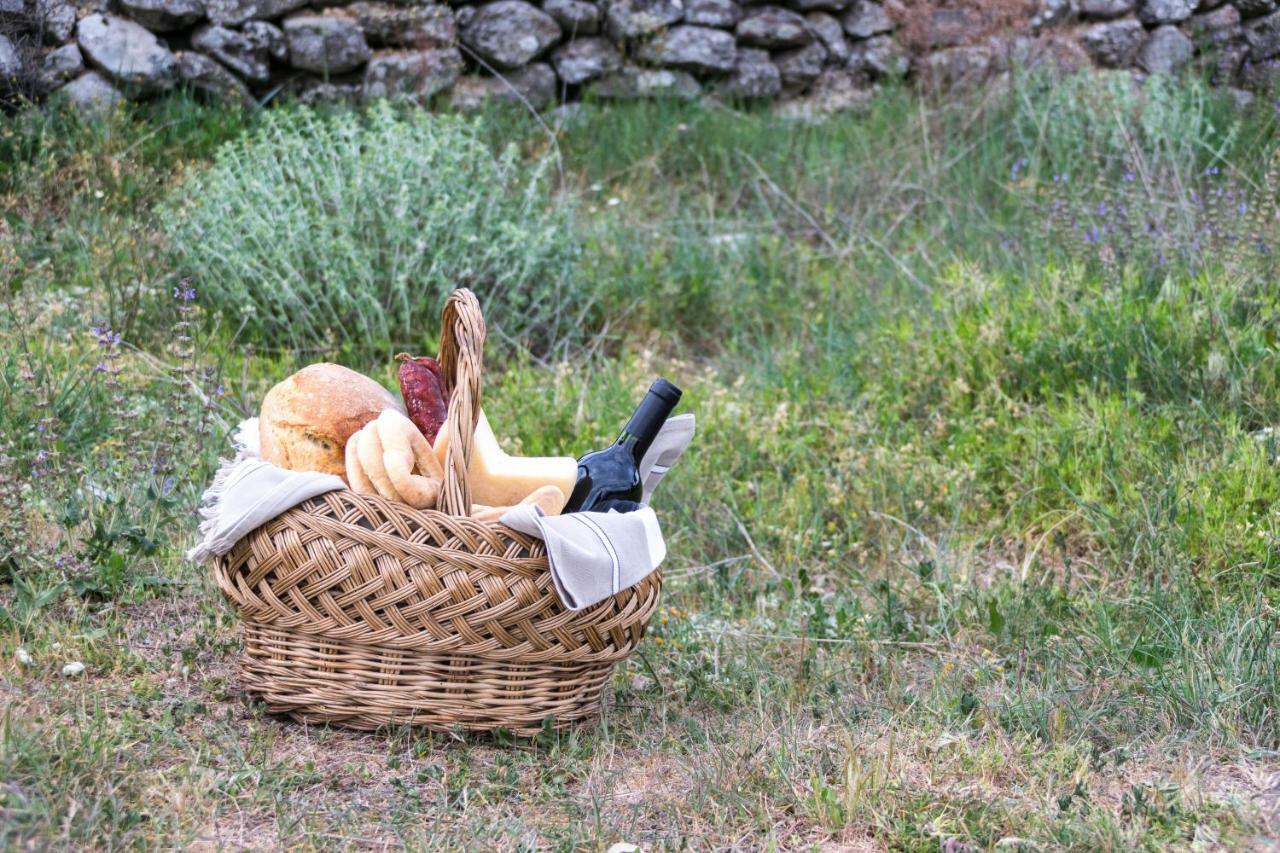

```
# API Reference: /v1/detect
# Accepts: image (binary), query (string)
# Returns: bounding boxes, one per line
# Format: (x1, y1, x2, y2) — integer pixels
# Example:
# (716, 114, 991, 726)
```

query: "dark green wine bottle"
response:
(562, 378, 682, 514)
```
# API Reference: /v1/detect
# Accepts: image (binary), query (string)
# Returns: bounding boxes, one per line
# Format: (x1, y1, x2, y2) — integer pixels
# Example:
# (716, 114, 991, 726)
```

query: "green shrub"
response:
(161, 103, 585, 356)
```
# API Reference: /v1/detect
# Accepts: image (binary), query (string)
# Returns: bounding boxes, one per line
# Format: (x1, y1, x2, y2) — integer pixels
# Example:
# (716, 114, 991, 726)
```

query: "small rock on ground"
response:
(450, 61, 557, 110)
(591, 64, 702, 99)
(718, 47, 781, 99)
(544, 0, 599, 34)
(736, 6, 812, 48)
(1139, 24, 1194, 73)
(363, 47, 461, 100)
(192, 24, 271, 84)
(636, 25, 737, 74)
(116, 0, 205, 32)
(1081, 18, 1147, 67)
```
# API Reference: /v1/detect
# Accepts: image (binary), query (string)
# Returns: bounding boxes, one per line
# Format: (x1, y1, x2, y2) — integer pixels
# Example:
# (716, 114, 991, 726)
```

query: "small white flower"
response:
(62, 661, 85, 677)
(94, 190, 104, 199)
(607, 197, 621, 207)
(15, 648, 33, 666)
(708, 232, 749, 247)
(589, 182, 603, 193)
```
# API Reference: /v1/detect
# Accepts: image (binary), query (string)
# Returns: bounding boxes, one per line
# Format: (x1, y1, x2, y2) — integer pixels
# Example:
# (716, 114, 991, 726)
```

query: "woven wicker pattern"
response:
(215, 490, 661, 664)
(239, 621, 619, 732)
(212, 289, 661, 733)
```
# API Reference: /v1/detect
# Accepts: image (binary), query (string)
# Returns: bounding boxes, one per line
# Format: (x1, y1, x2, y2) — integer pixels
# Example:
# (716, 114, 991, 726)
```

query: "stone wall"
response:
(0, 0, 1273, 115)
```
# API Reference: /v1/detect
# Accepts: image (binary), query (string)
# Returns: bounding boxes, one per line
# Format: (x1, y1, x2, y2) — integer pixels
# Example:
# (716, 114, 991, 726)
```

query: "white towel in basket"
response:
(185, 418, 346, 563)
(188, 415, 694, 611)
(499, 503, 667, 610)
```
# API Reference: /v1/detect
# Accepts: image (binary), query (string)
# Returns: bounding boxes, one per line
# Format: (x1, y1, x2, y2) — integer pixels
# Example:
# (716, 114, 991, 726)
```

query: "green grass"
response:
(2, 77, 1279, 849)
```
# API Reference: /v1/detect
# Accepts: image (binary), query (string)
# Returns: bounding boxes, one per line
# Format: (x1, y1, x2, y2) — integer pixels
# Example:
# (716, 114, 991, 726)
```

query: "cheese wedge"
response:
(432, 410, 578, 509)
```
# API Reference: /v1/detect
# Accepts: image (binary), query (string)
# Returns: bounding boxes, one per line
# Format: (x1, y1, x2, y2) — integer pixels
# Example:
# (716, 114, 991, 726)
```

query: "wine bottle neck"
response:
(617, 381, 681, 462)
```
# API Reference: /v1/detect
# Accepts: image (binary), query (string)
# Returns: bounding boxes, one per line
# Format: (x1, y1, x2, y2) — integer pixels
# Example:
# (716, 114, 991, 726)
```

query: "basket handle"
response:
(436, 288, 485, 517)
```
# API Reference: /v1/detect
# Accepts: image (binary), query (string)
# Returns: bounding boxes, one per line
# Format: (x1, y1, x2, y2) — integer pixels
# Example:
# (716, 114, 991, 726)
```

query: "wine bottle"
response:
(562, 378, 682, 513)
(592, 499, 643, 514)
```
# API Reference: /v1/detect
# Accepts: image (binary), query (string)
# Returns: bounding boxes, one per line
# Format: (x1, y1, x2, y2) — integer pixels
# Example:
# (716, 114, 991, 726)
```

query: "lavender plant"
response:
(161, 102, 587, 358)
(1029, 155, 1277, 281)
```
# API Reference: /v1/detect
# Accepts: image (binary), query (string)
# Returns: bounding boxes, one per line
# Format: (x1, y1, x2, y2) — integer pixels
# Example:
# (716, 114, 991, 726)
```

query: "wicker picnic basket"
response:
(212, 289, 662, 734)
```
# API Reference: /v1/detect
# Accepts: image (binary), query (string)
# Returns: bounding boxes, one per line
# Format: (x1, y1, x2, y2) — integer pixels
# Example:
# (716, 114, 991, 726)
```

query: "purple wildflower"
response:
(92, 325, 122, 348)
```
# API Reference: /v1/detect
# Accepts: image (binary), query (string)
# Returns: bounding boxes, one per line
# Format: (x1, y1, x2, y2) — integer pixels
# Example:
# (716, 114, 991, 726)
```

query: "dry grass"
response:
(5, 592, 1277, 850)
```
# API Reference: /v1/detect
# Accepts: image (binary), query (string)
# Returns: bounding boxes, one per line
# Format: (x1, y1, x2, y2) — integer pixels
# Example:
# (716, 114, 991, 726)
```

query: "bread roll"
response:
(375, 410, 443, 508)
(470, 484, 566, 523)
(259, 363, 404, 477)
(344, 411, 444, 508)
(355, 420, 397, 498)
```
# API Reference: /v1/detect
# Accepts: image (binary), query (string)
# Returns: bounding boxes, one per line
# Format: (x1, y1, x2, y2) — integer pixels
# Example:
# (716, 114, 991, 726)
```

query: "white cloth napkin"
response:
(186, 418, 345, 563)
(500, 504, 667, 610)
(189, 415, 696, 612)
(640, 413, 695, 505)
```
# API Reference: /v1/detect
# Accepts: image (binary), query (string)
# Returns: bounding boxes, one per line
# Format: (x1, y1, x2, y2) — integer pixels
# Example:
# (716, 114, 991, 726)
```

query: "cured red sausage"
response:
(395, 353, 449, 444)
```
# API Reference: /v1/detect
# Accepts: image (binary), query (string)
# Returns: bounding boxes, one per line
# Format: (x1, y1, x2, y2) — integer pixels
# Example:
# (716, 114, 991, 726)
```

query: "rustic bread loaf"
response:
(259, 363, 404, 477)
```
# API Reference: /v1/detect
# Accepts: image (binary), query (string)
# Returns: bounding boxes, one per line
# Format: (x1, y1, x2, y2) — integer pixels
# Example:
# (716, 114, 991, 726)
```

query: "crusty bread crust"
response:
(259, 363, 404, 477)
